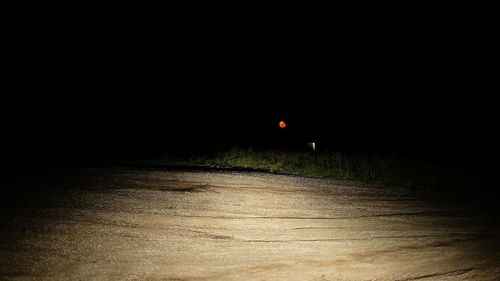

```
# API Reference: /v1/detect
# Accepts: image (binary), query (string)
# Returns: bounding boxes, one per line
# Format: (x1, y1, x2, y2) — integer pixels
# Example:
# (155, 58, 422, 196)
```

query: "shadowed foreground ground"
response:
(1, 168, 500, 280)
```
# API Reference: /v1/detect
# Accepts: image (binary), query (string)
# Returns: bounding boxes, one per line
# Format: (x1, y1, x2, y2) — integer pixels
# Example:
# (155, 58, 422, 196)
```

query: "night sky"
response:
(4, 13, 498, 169)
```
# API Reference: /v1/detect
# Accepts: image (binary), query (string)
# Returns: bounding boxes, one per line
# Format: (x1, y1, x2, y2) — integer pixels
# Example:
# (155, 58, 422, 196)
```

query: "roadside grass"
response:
(148, 146, 493, 197)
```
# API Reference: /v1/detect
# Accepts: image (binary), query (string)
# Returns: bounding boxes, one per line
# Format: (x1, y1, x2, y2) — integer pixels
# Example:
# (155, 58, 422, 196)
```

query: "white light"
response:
(307, 142, 316, 151)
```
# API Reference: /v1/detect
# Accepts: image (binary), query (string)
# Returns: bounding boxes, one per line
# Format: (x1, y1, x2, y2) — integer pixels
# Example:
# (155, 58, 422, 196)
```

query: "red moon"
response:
(279, 121, 287, 128)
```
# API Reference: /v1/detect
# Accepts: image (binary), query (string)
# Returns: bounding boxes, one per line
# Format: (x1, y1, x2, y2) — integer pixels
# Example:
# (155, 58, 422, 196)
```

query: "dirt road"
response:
(1, 168, 500, 280)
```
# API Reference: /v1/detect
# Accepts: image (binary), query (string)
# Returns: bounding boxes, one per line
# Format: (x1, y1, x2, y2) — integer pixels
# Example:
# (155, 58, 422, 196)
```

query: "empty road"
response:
(1, 167, 500, 280)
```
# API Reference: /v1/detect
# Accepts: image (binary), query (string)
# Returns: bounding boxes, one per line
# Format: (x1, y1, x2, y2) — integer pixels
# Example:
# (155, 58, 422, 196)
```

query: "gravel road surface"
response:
(1, 168, 499, 280)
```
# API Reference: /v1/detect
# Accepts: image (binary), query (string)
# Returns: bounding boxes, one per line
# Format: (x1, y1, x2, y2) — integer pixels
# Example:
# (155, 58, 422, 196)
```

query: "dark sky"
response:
(4, 13, 498, 164)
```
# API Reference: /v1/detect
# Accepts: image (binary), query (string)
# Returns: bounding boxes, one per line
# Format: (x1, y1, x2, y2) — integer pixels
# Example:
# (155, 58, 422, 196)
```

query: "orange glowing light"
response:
(279, 121, 287, 128)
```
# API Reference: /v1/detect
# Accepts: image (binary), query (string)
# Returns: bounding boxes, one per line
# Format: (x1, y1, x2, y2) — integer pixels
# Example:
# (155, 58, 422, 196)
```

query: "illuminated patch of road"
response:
(0, 168, 499, 280)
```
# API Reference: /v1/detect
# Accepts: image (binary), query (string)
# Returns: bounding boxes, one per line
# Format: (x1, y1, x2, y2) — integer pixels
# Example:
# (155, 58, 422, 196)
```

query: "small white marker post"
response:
(307, 142, 316, 151)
